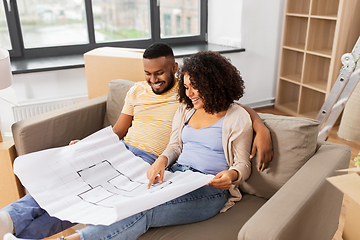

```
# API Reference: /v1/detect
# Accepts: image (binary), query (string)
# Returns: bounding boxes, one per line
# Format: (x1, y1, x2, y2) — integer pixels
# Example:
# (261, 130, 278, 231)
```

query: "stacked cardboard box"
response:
(84, 47, 145, 99)
(328, 168, 360, 240)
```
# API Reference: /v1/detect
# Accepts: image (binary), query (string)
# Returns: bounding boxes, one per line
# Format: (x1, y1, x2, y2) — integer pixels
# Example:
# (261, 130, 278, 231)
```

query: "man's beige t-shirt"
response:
(122, 81, 179, 156)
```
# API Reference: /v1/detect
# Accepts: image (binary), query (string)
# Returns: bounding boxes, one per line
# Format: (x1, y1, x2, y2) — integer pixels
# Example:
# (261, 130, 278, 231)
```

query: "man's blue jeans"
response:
(78, 163, 228, 240)
(1, 194, 75, 238)
(0, 142, 158, 239)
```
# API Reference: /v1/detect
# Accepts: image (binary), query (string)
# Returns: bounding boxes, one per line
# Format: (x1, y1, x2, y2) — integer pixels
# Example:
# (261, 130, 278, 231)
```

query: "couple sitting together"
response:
(1, 43, 273, 240)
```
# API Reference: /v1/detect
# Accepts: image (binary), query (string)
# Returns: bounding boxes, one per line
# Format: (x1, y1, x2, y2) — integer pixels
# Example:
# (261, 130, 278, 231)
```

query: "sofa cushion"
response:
(240, 113, 319, 199)
(104, 79, 135, 127)
(138, 194, 267, 240)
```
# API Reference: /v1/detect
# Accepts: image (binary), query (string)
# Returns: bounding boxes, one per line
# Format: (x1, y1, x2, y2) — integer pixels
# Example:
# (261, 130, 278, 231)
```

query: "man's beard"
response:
(151, 73, 175, 95)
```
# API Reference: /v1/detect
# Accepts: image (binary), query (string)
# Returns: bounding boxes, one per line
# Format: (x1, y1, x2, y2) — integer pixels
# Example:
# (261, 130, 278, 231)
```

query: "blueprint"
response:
(13, 126, 214, 225)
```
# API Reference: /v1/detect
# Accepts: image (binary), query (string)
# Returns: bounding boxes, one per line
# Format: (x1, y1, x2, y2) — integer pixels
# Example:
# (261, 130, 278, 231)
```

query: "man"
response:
(0, 43, 273, 240)
(112, 43, 180, 162)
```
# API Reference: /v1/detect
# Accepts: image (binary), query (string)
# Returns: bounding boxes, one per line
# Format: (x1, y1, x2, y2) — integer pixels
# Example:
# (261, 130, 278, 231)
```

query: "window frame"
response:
(3, 0, 207, 59)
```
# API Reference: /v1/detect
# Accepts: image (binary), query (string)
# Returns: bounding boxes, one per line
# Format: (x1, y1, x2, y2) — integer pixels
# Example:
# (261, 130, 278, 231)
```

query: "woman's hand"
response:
(250, 127, 273, 172)
(147, 156, 168, 189)
(69, 140, 80, 145)
(207, 170, 239, 190)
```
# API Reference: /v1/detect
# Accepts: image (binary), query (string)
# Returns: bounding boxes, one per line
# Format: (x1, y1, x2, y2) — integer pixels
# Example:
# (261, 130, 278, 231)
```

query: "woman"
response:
(51, 51, 253, 240)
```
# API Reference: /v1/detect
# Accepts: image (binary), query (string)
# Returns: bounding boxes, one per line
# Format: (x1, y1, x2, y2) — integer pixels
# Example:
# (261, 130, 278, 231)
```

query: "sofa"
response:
(12, 79, 351, 240)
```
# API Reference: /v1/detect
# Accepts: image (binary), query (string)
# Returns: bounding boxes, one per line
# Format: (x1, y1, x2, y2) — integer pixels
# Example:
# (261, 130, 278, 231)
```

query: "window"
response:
(163, 13, 171, 36)
(2, 0, 207, 59)
(0, 1, 11, 49)
(17, 0, 89, 48)
(92, 0, 150, 43)
(176, 16, 181, 35)
(187, 17, 191, 34)
(160, 0, 199, 38)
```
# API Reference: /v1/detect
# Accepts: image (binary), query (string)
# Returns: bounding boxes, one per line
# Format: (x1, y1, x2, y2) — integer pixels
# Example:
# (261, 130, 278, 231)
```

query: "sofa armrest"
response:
(12, 95, 107, 156)
(238, 141, 351, 240)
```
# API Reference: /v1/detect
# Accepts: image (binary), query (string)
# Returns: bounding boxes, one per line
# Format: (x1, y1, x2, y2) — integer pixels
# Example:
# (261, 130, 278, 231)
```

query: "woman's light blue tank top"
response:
(176, 109, 228, 175)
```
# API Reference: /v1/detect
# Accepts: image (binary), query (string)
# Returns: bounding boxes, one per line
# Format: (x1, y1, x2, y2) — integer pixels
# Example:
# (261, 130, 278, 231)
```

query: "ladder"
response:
(316, 36, 360, 141)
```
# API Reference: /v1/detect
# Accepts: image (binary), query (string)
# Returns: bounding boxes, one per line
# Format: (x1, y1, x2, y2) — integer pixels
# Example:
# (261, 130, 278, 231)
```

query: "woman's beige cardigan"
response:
(161, 102, 253, 211)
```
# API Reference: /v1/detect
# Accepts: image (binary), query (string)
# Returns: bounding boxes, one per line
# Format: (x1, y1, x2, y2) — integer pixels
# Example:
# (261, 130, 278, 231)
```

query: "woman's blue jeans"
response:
(78, 164, 228, 240)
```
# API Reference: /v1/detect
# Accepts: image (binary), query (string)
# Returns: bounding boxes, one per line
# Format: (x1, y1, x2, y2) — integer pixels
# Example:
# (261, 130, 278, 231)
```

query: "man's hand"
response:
(250, 129, 273, 172)
(207, 170, 238, 190)
(147, 156, 168, 189)
(240, 105, 273, 172)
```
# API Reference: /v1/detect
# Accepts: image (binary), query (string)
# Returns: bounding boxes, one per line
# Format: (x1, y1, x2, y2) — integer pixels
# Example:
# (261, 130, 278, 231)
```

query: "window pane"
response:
(0, 2, 11, 50)
(92, 0, 150, 43)
(160, 0, 200, 38)
(17, 0, 88, 48)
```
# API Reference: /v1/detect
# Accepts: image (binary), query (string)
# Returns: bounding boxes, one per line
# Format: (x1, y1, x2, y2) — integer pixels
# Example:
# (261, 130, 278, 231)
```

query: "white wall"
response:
(1, 1, 286, 135)
(208, 0, 285, 107)
(0, 68, 87, 135)
(207, 0, 243, 48)
(12, 68, 87, 103)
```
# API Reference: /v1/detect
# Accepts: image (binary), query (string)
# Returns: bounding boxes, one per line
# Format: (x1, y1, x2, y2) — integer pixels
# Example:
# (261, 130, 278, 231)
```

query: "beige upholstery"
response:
(12, 95, 108, 156)
(240, 113, 319, 199)
(104, 79, 136, 127)
(11, 79, 351, 240)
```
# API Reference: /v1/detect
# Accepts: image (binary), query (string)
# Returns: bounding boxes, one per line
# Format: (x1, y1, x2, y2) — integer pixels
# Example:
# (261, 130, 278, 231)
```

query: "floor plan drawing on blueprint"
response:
(77, 159, 173, 207)
(14, 127, 213, 225)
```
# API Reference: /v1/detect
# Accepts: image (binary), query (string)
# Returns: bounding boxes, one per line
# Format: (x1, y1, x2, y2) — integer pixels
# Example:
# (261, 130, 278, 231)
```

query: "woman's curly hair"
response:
(178, 51, 245, 114)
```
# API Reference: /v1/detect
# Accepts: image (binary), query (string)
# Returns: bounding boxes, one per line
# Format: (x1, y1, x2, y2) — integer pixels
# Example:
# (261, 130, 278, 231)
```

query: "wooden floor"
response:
(255, 106, 360, 240)
(48, 106, 360, 240)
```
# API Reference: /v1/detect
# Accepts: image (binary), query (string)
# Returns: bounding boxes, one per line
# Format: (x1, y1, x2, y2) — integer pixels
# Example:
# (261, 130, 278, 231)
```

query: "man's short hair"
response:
(143, 43, 174, 59)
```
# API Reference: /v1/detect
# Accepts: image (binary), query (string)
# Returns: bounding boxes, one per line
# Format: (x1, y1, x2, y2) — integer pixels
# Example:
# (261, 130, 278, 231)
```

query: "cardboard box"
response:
(0, 137, 25, 208)
(327, 168, 360, 240)
(84, 47, 145, 99)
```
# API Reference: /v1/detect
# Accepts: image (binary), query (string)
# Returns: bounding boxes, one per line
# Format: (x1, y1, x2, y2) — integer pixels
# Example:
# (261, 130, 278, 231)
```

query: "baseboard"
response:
(243, 98, 275, 109)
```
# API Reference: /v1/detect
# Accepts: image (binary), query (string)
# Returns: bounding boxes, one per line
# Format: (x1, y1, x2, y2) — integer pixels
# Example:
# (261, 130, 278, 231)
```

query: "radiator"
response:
(12, 96, 88, 122)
